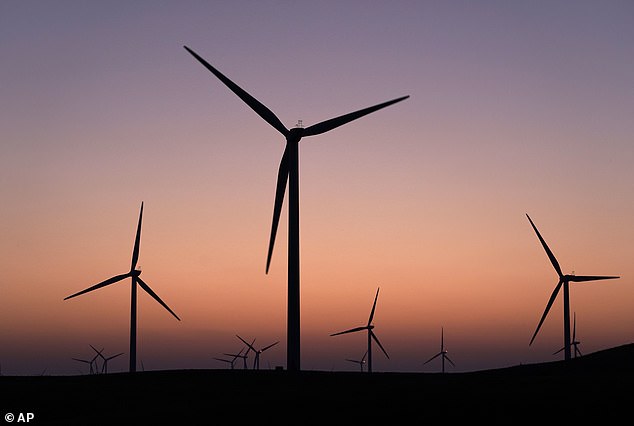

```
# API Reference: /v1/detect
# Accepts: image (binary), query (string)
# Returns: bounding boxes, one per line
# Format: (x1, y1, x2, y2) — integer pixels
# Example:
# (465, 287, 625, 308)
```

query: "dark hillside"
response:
(2, 343, 633, 424)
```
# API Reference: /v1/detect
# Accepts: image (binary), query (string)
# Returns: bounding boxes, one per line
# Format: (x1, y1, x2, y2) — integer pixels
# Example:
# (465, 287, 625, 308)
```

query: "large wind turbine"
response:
(184, 46, 408, 371)
(64, 202, 181, 372)
(526, 214, 619, 360)
(330, 288, 389, 373)
(423, 327, 455, 373)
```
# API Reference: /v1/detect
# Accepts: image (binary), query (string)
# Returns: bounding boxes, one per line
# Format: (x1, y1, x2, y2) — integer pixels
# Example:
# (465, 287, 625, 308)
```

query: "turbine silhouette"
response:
(72, 345, 103, 375)
(64, 202, 181, 372)
(185, 45, 408, 371)
(526, 214, 619, 361)
(90, 345, 124, 374)
(224, 345, 251, 370)
(236, 335, 279, 370)
(214, 347, 245, 370)
(330, 287, 389, 373)
(424, 327, 455, 373)
(553, 312, 582, 358)
(345, 350, 368, 372)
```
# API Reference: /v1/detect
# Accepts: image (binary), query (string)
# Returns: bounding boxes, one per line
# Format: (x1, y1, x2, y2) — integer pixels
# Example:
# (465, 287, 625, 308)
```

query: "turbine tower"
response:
(64, 202, 181, 372)
(330, 287, 389, 373)
(526, 214, 619, 360)
(185, 46, 408, 371)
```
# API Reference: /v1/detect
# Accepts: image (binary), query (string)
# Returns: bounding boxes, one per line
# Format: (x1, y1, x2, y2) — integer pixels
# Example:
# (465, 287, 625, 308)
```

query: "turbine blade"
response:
(569, 275, 619, 282)
(370, 331, 389, 359)
(89, 345, 104, 359)
(368, 287, 380, 325)
(266, 146, 289, 274)
(136, 277, 181, 321)
(131, 202, 143, 271)
(553, 347, 565, 355)
(184, 46, 289, 137)
(444, 355, 456, 367)
(261, 341, 279, 352)
(236, 335, 257, 353)
(529, 279, 563, 345)
(107, 353, 124, 361)
(361, 350, 368, 362)
(424, 352, 442, 364)
(526, 214, 563, 278)
(572, 312, 576, 342)
(64, 273, 130, 300)
(303, 96, 409, 137)
(330, 326, 367, 336)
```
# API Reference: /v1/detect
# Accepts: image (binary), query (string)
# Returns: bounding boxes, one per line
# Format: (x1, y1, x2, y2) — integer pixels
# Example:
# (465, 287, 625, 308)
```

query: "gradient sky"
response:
(1, 1, 633, 375)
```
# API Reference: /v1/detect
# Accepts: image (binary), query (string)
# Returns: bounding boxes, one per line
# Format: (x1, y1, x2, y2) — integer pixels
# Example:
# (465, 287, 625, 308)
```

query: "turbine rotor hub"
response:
(287, 127, 304, 143)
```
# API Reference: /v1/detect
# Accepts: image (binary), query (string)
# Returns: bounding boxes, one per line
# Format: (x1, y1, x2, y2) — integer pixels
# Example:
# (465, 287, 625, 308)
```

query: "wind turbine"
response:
(424, 327, 455, 373)
(89, 345, 105, 374)
(64, 202, 181, 372)
(184, 46, 408, 371)
(214, 347, 244, 370)
(71, 357, 95, 375)
(345, 351, 368, 372)
(224, 346, 250, 370)
(526, 214, 619, 361)
(91, 345, 124, 374)
(330, 287, 389, 373)
(236, 335, 279, 370)
(72, 345, 103, 375)
(553, 312, 582, 358)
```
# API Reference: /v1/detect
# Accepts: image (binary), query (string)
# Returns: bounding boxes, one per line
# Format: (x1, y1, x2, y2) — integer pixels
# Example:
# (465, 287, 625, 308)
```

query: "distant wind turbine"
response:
(224, 346, 250, 370)
(185, 45, 408, 371)
(91, 345, 124, 374)
(72, 357, 95, 375)
(64, 202, 181, 373)
(424, 327, 455, 373)
(330, 287, 389, 373)
(72, 345, 103, 375)
(236, 335, 279, 370)
(345, 351, 368, 372)
(526, 214, 619, 361)
(553, 312, 582, 358)
(214, 347, 245, 370)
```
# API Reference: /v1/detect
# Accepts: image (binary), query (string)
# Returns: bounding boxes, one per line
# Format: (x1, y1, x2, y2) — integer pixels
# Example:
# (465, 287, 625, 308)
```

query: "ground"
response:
(2, 343, 633, 424)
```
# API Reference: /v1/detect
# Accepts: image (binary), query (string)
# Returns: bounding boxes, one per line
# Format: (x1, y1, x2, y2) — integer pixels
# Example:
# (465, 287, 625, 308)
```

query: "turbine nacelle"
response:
(286, 127, 304, 142)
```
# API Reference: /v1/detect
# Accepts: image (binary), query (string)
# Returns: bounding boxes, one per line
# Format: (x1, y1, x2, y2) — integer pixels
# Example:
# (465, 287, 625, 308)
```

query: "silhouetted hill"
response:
(2, 343, 633, 424)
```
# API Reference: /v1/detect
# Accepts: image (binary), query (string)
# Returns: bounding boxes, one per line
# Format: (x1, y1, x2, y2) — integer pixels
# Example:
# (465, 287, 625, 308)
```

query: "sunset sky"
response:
(1, 1, 633, 375)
